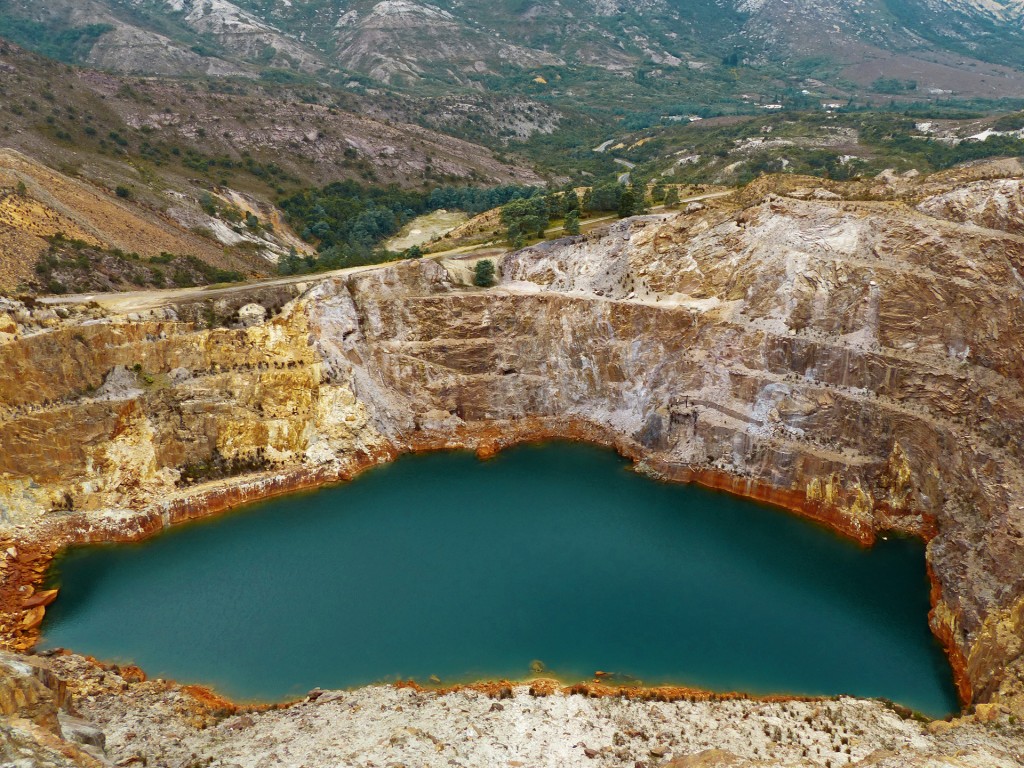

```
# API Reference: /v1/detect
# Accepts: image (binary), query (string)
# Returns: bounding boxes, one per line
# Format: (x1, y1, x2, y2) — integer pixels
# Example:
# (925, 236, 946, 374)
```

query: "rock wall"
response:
(1, 181, 1023, 716)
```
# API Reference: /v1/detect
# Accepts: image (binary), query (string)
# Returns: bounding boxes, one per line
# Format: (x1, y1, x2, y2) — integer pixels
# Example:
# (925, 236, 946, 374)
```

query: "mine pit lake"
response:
(42, 443, 958, 717)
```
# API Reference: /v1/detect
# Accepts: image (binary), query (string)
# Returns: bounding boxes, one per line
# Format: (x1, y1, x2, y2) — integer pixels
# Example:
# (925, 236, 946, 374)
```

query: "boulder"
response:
(237, 303, 267, 327)
(58, 713, 106, 750)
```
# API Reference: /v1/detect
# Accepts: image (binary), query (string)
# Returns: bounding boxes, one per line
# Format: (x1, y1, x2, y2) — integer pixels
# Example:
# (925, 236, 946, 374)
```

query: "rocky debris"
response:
(0, 652, 105, 767)
(236, 303, 267, 327)
(31, 653, 1024, 768)
(92, 366, 144, 402)
(57, 713, 105, 750)
(916, 177, 1024, 235)
(1, 171, 1024, 761)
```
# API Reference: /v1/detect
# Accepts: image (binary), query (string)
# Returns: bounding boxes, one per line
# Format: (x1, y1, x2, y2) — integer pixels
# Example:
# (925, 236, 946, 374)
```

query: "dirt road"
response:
(39, 191, 733, 314)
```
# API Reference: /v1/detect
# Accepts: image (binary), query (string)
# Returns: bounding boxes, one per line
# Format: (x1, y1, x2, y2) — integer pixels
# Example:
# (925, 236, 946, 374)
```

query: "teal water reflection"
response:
(42, 443, 958, 716)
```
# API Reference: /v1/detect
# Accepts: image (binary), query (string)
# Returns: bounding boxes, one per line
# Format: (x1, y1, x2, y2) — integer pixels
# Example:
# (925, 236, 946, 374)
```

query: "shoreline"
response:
(0, 417, 971, 715)
(40, 648, 942, 724)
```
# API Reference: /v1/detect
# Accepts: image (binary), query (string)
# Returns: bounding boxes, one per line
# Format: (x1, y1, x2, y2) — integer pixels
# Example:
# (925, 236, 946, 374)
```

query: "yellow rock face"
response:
(1, 169, 1023, 714)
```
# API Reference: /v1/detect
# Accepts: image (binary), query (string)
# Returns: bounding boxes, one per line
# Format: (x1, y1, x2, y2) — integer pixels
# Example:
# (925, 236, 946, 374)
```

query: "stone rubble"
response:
(2, 165, 1024, 764)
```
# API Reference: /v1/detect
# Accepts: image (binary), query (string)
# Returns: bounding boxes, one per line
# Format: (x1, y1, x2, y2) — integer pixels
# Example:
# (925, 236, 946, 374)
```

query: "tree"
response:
(588, 183, 624, 213)
(404, 245, 423, 258)
(663, 186, 681, 208)
(618, 187, 646, 218)
(650, 183, 666, 204)
(15, 180, 27, 197)
(500, 197, 549, 244)
(473, 259, 496, 287)
(564, 210, 580, 235)
(560, 189, 580, 216)
(580, 188, 593, 215)
(544, 192, 561, 218)
(278, 246, 303, 275)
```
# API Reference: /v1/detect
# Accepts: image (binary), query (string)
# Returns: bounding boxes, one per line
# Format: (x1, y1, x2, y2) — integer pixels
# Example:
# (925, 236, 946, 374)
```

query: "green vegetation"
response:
(858, 114, 1024, 172)
(500, 197, 550, 248)
(586, 108, 1024, 190)
(871, 78, 918, 94)
(617, 187, 646, 218)
(31, 235, 244, 294)
(992, 113, 1024, 132)
(586, 182, 649, 216)
(473, 259, 496, 288)
(564, 210, 580, 235)
(497, 185, 624, 246)
(278, 181, 539, 274)
(496, 182, 648, 246)
(0, 17, 113, 63)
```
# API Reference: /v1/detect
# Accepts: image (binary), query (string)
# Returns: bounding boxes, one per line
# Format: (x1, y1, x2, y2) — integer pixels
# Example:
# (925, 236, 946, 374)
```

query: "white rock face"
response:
(127, 0, 323, 71)
(363, 0, 460, 24)
(917, 178, 1024, 235)
(920, 0, 1024, 19)
(736, 0, 1023, 19)
(236, 303, 267, 327)
(92, 365, 144, 402)
(44, 652, 1024, 768)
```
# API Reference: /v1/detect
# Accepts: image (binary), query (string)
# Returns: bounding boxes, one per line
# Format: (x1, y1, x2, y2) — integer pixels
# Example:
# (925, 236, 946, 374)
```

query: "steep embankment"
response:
(0, 170, 1023, 764)
(0, 148, 273, 292)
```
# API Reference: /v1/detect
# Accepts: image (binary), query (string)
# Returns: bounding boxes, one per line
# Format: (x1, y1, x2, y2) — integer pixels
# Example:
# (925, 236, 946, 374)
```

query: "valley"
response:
(2, 3, 1024, 764)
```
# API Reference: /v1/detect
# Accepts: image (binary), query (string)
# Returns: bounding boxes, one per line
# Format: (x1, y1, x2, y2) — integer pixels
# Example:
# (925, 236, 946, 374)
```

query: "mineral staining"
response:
(4, 169, 1024, 731)
(43, 443, 957, 716)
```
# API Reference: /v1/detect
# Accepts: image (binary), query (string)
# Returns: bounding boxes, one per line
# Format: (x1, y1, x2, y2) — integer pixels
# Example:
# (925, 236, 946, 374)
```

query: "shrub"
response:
(473, 259, 496, 287)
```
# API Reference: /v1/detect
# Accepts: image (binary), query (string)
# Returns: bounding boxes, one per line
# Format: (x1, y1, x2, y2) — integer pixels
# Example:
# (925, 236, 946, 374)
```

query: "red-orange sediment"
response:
(0, 417, 973, 712)
(927, 561, 973, 708)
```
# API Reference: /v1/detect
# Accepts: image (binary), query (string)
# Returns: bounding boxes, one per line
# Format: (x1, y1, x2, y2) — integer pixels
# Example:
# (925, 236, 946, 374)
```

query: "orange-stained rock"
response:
(22, 590, 58, 609)
(20, 606, 45, 630)
(0, 171, 1023, 718)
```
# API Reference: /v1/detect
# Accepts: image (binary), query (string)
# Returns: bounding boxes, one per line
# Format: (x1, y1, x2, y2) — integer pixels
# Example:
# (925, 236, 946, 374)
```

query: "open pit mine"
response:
(1, 166, 1023, 766)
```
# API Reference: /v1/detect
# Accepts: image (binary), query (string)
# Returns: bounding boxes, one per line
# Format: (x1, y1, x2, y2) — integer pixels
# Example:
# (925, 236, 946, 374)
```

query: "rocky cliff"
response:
(0, 170, 1023, 764)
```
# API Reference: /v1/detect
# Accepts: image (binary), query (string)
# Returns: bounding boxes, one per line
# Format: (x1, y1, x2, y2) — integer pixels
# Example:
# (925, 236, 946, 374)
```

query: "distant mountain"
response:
(3, 0, 1024, 111)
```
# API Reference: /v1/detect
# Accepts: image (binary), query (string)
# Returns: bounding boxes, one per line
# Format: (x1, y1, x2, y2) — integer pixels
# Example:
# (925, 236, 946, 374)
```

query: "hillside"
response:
(0, 38, 549, 291)
(0, 147, 298, 292)
(0, 40, 542, 191)
(3, 0, 1024, 117)
(563, 109, 1024, 191)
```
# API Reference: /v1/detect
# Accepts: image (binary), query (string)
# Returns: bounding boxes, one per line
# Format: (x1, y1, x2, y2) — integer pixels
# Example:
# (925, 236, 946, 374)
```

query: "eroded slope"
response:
(0, 172, 1023, 764)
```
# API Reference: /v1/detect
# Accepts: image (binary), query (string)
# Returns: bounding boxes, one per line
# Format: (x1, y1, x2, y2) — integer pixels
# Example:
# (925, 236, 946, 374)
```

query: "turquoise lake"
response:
(41, 442, 958, 716)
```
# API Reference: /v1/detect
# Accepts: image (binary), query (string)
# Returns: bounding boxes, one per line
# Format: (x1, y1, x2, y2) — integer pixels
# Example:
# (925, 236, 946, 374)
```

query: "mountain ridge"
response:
(5, 0, 1024, 109)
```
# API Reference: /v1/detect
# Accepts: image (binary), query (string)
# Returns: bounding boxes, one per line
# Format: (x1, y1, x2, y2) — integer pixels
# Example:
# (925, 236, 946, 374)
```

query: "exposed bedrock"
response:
(1, 183, 1023, 717)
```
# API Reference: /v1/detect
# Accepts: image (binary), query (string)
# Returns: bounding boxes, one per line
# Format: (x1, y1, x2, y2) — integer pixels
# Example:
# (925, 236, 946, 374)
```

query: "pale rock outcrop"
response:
(1, 174, 1024, 763)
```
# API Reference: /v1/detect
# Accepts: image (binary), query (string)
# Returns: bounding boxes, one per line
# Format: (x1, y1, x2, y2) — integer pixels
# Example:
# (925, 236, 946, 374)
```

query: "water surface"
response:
(42, 443, 958, 716)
